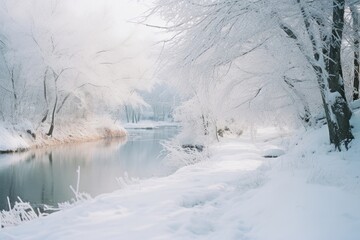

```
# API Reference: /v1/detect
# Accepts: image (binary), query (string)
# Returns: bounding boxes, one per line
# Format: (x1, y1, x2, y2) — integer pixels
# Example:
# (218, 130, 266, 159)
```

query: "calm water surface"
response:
(0, 126, 178, 211)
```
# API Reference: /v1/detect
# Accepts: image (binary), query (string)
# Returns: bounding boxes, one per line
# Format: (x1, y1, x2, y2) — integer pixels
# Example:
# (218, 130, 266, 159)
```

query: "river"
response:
(0, 126, 178, 211)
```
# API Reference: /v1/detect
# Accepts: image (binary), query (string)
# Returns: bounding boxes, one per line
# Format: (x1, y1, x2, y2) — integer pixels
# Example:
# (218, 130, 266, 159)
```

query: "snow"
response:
(0, 117, 126, 153)
(0, 124, 29, 152)
(1, 120, 360, 239)
(351, 99, 360, 110)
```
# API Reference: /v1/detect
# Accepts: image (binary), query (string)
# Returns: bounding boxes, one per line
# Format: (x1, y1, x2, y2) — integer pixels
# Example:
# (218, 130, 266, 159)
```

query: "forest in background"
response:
(0, 0, 160, 141)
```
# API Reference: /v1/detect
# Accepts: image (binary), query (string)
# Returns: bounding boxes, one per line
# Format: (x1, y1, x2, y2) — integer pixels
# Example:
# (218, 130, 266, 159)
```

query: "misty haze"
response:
(1, 1, 360, 240)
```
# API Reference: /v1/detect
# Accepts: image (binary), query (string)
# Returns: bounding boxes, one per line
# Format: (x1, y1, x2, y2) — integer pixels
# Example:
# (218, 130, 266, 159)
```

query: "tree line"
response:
(0, 0, 154, 136)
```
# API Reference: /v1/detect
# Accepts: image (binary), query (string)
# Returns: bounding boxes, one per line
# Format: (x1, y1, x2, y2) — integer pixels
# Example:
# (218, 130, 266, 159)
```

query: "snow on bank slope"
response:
(0, 117, 126, 152)
(0, 124, 29, 152)
(1, 125, 360, 239)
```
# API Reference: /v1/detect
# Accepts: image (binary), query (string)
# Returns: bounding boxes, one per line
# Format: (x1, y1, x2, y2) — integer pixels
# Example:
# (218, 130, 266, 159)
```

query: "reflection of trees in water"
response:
(0, 138, 127, 210)
(0, 127, 177, 211)
(49, 153, 54, 205)
(8, 166, 15, 209)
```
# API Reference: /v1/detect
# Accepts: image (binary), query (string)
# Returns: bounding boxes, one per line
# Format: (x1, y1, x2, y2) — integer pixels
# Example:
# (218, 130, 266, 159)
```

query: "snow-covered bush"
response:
(48, 166, 91, 211)
(116, 172, 140, 189)
(161, 138, 209, 168)
(0, 197, 46, 228)
(0, 166, 91, 228)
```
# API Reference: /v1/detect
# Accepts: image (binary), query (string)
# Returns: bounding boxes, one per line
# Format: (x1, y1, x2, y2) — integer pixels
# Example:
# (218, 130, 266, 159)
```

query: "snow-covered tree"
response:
(0, 0, 157, 135)
(153, 0, 355, 150)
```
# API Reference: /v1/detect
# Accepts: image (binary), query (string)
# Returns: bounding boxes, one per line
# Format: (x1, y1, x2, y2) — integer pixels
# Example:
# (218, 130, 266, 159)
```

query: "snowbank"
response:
(0, 124, 29, 153)
(0, 117, 126, 153)
(1, 119, 360, 239)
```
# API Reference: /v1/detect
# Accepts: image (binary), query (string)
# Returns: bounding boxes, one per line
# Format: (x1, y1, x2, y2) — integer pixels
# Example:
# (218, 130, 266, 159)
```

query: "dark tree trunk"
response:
(354, 40, 360, 100)
(42, 68, 49, 123)
(47, 70, 60, 137)
(325, 0, 353, 150)
(47, 94, 57, 136)
(10, 68, 17, 113)
(351, 4, 360, 100)
(289, 0, 354, 150)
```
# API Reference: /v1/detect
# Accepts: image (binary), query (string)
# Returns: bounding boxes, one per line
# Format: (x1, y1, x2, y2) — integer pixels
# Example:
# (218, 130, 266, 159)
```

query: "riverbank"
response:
(0, 117, 127, 153)
(1, 116, 360, 239)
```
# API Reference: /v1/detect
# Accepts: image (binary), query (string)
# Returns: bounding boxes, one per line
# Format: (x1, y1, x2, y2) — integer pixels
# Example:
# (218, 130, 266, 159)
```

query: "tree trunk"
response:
(41, 68, 49, 123)
(201, 114, 209, 136)
(284, 0, 353, 150)
(47, 70, 60, 137)
(351, 4, 360, 100)
(47, 94, 57, 136)
(11, 68, 17, 106)
(125, 105, 130, 123)
(325, 0, 353, 150)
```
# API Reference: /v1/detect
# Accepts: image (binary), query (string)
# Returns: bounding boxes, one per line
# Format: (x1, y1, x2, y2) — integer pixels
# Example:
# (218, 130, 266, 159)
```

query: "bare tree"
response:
(47, 68, 68, 136)
(0, 49, 20, 121)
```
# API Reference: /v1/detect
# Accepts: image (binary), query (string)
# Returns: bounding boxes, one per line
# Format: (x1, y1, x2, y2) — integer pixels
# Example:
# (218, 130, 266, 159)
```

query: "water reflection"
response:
(0, 126, 178, 210)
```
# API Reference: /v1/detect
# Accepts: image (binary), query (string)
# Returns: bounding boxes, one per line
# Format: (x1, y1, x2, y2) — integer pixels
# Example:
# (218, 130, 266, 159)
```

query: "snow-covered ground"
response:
(1, 118, 360, 239)
(0, 123, 29, 153)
